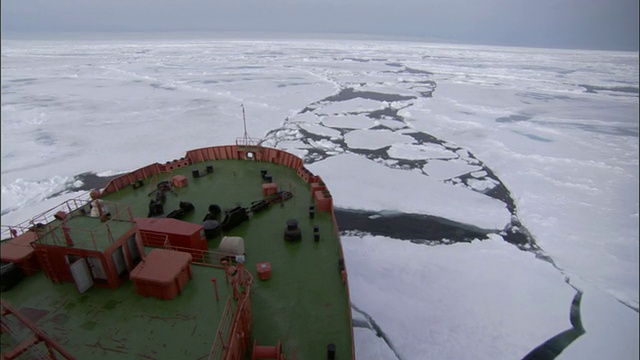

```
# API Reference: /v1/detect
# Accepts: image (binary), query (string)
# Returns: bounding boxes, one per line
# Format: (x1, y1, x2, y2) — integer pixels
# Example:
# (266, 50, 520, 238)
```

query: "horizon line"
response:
(2, 30, 638, 53)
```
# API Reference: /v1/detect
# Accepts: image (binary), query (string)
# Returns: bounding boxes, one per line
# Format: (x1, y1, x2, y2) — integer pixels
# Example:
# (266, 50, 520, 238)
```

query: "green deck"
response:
(1, 158, 353, 359)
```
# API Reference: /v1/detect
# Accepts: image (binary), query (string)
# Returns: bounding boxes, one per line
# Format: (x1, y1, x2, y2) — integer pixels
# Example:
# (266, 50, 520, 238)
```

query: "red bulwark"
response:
(314, 190, 333, 212)
(256, 262, 272, 281)
(262, 183, 277, 196)
(0, 232, 40, 275)
(310, 182, 326, 195)
(130, 249, 193, 300)
(172, 175, 188, 188)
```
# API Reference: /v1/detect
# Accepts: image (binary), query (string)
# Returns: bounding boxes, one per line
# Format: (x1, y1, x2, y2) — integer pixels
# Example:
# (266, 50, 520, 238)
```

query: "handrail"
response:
(1, 299, 76, 359)
(235, 137, 261, 147)
(1, 224, 33, 242)
(208, 297, 234, 360)
(28, 200, 135, 250)
(208, 284, 253, 360)
(1, 193, 92, 241)
(139, 231, 169, 248)
(162, 244, 241, 269)
(137, 231, 240, 269)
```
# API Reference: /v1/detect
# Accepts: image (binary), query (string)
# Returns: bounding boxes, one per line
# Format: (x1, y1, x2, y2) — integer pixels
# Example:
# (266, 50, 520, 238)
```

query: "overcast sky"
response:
(1, 0, 638, 51)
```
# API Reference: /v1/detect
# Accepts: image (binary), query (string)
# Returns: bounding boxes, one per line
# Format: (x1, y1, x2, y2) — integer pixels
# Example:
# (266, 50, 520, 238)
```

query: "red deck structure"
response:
(136, 218, 206, 251)
(0, 231, 40, 275)
(129, 248, 193, 300)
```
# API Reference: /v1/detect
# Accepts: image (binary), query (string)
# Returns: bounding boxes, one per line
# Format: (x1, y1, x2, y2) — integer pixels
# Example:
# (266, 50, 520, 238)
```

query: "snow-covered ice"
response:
(1, 35, 638, 359)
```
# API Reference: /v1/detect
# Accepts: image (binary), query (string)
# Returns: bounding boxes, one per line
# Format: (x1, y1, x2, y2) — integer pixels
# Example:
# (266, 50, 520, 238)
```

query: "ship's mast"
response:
(241, 104, 250, 140)
(237, 104, 257, 146)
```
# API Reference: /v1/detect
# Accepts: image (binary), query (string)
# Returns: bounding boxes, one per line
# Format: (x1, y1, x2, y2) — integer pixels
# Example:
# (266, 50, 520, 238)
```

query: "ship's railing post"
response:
(211, 277, 220, 302)
(91, 228, 99, 250)
(222, 261, 230, 284)
(106, 224, 113, 245)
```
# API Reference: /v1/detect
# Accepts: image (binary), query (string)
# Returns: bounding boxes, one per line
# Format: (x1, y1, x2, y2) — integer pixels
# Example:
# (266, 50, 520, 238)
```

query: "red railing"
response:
(1, 194, 92, 241)
(138, 231, 169, 248)
(1, 224, 32, 242)
(1, 299, 76, 359)
(138, 231, 238, 268)
(235, 137, 261, 147)
(208, 297, 235, 360)
(208, 267, 254, 360)
(32, 201, 135, 250)
(162, 245, 239, 268)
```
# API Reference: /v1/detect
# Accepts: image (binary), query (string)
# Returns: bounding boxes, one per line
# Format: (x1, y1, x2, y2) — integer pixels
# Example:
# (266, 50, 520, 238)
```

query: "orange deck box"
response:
(172, 175, 188, 188)
(130, 249, 193, 300)
(262, 183, 278, 196)
(256, 262, 272, 281)
(136, 217, 206, 252)
(0, 232, 40, 275)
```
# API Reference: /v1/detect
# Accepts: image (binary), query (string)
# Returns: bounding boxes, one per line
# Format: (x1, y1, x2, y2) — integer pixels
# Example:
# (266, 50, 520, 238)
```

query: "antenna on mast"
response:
(237, 104, 257, 146)
(241, 104, 250, 139)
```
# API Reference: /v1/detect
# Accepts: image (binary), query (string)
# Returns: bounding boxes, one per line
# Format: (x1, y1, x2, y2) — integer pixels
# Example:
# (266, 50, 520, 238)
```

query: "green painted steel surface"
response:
(1, 158, 353, 359)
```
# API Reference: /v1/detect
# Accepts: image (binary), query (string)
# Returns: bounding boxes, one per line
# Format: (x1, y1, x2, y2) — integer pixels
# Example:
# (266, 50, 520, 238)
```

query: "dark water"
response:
(334, 209, 489, 244)
(579, 84, 639, 95)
